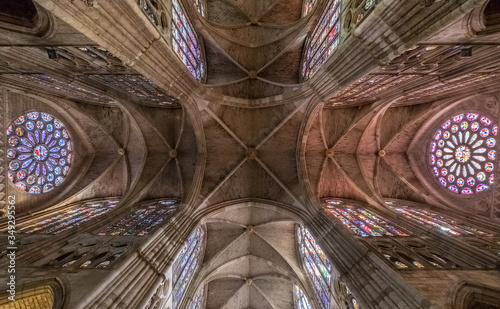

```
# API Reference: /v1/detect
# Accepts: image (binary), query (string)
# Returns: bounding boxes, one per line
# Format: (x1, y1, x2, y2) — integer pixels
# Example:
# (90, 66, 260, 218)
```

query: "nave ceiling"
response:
(1, 0, 500, 308)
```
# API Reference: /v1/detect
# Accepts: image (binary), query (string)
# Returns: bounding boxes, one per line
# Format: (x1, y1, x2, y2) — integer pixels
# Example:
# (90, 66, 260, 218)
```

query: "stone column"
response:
(306, 211, 430, 309)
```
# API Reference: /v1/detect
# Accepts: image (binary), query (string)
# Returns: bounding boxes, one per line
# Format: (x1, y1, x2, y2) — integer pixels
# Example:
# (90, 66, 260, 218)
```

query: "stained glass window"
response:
(95, 253, 122, 268)
(188, 285, 205, 309)
(140, 0, 159, 26)
(429, 113, 497, 195)
(303, 0, 318, 17)
(172, 226, 205, 308)
(80, 252, 122, 269)
(7, 112, 72, 194)
(325, 202, 409, 237)
(297, 226, 332, 309)
(295, 285, 312, 309)
(6, 199, 119, 234)
(364, 0, 375, 10)
(97, 200, 177, 236)
(383, 254, 409, 269)
(193, 0, 206, 16)
(391, 206, 494, 236)
(302, 0, 341, 80)
(345, 286, 360, 309)
(172, 0, 205, 81)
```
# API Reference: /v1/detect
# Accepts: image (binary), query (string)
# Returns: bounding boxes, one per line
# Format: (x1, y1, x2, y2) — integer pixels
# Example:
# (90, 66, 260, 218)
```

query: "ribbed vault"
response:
(187, 204, 315, 309)
(195, 0, 319, 99)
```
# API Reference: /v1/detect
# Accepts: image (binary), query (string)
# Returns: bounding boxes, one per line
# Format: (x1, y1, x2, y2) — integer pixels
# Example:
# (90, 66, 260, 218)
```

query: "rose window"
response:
(430, 113, 497, 195)
(6, 112, 72, 194)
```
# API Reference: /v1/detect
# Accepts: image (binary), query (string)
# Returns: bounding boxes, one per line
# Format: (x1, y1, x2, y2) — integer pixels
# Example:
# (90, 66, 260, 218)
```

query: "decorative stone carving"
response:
(82, 0, 96, 7)
(246, 148, 257, 160)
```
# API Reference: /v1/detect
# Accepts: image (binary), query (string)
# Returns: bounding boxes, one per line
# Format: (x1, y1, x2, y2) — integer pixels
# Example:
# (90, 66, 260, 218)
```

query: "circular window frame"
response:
(426, 109, 497, 199)
(6, 110, 74, 195)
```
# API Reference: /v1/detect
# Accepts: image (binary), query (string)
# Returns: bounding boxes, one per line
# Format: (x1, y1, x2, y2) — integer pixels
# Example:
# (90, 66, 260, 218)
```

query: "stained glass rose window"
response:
(7, 112, 72, 194)
(430, 113, 496, 195)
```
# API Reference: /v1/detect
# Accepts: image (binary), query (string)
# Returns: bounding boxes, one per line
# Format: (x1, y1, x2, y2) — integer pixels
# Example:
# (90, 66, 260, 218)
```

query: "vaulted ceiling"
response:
(190, 205, 311, 309)
(197, 0, 315, 99)
(1, 0, 500, 308)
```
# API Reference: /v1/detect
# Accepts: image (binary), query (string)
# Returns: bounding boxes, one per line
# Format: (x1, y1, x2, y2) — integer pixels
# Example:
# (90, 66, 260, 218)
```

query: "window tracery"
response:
(6, 199, 119, 234)
(172, 226, 205, 308)
(303, 0, 318, 17)
(97, 199, 177, 236)
(79, 251, 123, 269)
(390, 206, 494, 237)
(429, 113, 497, 195)
(464, 238, 500, 257)
(334, 280, 360, 309)
(325, 201, 409, 237)
(7, 112, 72, 194)
(301, 0, 341, 80)
(139, 0, 169, 32)
(45, 238, 129, 269)
(294, 285, 313, 309)
(371, 239, 469, 269)
(298, 225, 332, 309)
(172, 0, 206, 81)
(192, 0, 206, 17)
(364, 0, 375, 10)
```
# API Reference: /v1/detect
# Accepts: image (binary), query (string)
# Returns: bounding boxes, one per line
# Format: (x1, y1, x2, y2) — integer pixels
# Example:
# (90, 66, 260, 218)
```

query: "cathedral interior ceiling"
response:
(200, 0, 309, 99)
(1, 0, 499, 217)
(2, 0, 500, 307)
(193, 205, 309, 309)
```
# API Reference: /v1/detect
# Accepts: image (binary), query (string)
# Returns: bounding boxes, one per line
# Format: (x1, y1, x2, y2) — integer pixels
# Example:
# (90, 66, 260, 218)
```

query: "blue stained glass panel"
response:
(172, 0, 205, 81)
(188, 284, 205, 309)
(298, 226, 332, 309)
(7, 199, 120, 234)
(302, 0, 341, 80)
(326, 204, 409, 237)
(295, 285, 313, 309)
(97, 200, 177, 236)
(172, 227, 205, 308)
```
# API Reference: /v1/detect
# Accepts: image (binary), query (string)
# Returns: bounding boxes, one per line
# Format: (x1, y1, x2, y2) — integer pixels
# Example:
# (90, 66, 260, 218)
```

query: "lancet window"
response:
(295, 285, 313, 309)
(325, 201, 409, 237)
(7, 111, 73, 194)
(297, 225, 332, 309)
(97, 199, 177, 236)
(301, 0, 341, 80)
(172, 0, 205, 81)
(390, 206, 494, 237)
(6, 199, 119, 234)
(172, 226, 205, 308)
(429, 113, 497, 195)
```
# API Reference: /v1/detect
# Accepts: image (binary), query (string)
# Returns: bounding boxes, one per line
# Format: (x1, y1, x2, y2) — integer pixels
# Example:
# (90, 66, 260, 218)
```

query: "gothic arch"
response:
(0, 1, 54, 37)
(452, 282, 500, 309)
(0, 278, 68, 309)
